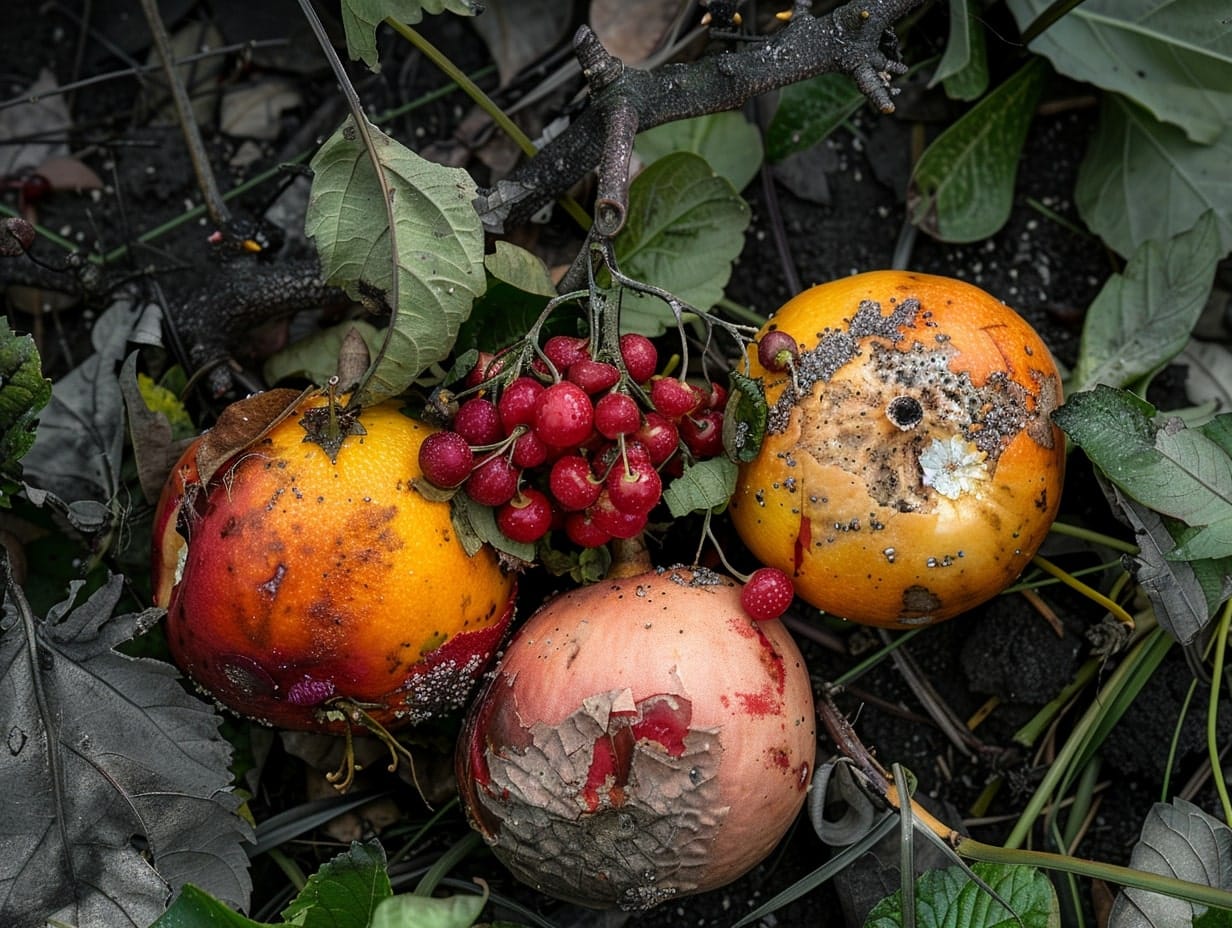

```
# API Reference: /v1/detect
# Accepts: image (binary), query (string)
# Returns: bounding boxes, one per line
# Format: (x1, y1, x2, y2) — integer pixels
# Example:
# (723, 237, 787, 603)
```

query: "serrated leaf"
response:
(1054, 386, 1232, 559)
(280, 840, 391, 928)
(370, 887, 487, 928)
(723, 371, 767, 463)
(151, 885, 274, 928)
(0, 317, 50, 493)
(765, 73, 865, 162)
(662, 457, 738, 518)
(262, 320, 385, 388)
(340, 0, 480, 71)
(864, 862, 1059, 928)
(1006, 0, 1232, 144)
(908, 58, 1044, 243)
(1076, 95, 1232, 260)
(930, 0, 989, 101)
(635, 112, 764, 191)
(0, 575, 253, 926)
(1070, 211, 1221, 393)
(1109, 798, 1232, 928)
(306, 117, 485, 405)
(612, 152, 750, 336)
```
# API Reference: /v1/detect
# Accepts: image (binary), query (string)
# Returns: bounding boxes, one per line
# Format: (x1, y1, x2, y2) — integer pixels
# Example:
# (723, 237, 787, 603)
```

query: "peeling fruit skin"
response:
(730, 271, 1065, 628)
(456, 567, 816, 911)
(152, 396, 517, 731)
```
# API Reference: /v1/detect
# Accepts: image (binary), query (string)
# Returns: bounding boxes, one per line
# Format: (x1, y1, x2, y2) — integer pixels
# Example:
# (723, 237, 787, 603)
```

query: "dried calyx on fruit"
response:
(457, 563, 816, 910)
(151, 390, 517, 735)
(730, 271, 1065, 628)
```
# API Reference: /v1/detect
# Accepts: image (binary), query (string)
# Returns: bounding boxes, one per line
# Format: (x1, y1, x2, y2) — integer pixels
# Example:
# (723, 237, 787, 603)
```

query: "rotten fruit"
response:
(457, 567, 816, 910)
(730, 271, 1064, 627)
(151, 392, 517, 731)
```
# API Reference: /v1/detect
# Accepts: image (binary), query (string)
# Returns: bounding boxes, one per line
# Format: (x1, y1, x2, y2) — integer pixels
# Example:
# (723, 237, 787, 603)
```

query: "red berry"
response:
(418, 431, 474, 488)
(593, 392, 641, 439)
(499, 377, 545, 434)
(634, 412, 680, 465)
(510, 429, 549, 468)
(650, 377, 703, 420)
(464, 456, 520, 507)
(606, 459, 662, 515)
(496, 488, 553, 544)
(453, 398, 503, 446)
(619, 333, 658, 383)
(589, 491, 649, 539)
(543, 335, 590, 372)
(568, 359, 621, 395)
(741, 568, 795, 621)
(757, 330, 799, 372)
(549, 454, 603, 511)
(465, 350, 506, 388)
(534, 381, 595, 448)
(701, 380, 728, 410)
(564, 510, 611, 548)
(680, 409, 725, 459)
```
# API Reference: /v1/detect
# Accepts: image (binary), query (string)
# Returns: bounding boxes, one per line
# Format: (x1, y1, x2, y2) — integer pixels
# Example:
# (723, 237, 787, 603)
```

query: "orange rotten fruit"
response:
(151, 392, 517, 731)
(730, 271, 1064, 627)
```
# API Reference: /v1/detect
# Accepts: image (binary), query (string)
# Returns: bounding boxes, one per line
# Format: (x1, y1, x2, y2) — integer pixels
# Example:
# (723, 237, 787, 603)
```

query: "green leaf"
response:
(484, 240, 556, 297)
(864, 862, 1058, 928)
(930, 0, 989, 101)
(281, 840, 391, 928)
(1054, 386, 1232, 560)
(613, 152, 750, 336)
(909, 58, 1044, 242)
(1005, 0, 1232, 144)
(0, 317, 51, 497)
(306, 117, 486, 405)
(635, 111, 764, 191)
(263, 320, 385, 388)
(1076, 95, 1232, 259)
(340, 0, 480, 71)
(370, 886, 487, 928)
(1070, 211, 1221, 393)
(152, 885, 275, 928)
(662, 457, 738, 518)
(765, 72, 865, 162)
(1109, 798, 1232, 927)
(722, 371, 768, 463)
(453, 242, 560, 353)
(449, 491, 535, 563)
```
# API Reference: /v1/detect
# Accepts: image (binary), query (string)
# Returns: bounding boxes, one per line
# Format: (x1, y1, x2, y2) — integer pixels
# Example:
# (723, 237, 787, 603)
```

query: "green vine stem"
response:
(1032, 554, 1136, 630)
(1048, 520, 1139, 555)
(1208, 597, 1232, 824)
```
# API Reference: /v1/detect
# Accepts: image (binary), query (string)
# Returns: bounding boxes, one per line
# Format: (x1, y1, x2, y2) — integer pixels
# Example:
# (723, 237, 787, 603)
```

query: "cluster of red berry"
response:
(417, 333, 729, 548)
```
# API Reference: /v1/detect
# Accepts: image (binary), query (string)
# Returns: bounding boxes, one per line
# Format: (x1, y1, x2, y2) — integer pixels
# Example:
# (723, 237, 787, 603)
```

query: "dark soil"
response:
(3, 3, 1225, 927)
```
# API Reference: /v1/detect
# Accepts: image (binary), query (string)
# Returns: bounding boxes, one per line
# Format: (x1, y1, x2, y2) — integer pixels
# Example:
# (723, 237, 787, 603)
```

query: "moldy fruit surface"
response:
(730, 271, 1064, 627)
(152, 394, 517, 731)
(457, 567, 816, 911)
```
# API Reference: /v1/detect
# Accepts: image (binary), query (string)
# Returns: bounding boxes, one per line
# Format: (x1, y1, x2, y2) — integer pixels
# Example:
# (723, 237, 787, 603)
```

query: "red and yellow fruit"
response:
(152, 392, 517, 731)
(457, 567, 816, 910)
(730, 271, 1064, 627)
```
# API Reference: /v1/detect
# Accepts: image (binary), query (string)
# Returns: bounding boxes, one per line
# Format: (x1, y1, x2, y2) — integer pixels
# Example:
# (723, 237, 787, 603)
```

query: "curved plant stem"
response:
(387, 20, 592, 232)
(413, 831, 482, 897)
(832, 628, 924, 688)
(1032, 554, 1135, 630)
(1208, 598, 1232, 824)
(1048, 520, 1139, 555)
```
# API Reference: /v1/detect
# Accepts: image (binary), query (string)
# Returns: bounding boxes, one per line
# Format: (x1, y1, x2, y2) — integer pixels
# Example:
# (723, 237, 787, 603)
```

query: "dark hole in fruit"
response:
(886, 395, 924, 430)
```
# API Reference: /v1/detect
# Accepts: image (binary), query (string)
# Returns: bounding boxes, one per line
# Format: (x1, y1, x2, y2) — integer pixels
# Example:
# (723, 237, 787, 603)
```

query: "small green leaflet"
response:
(864, 862, 1059, 928)
(340, 0, 480, 71)
(930, 0, 989, 101)
(456, 242, 558, 353)
(765, 73, 864, 163)
(663, 457, 738, 518)
(0, 317, 51, 498)
(1054, 387, 1232, 561)
(306, 117, 486, 406)
(908, 58, 1044, 243)
(635, 111, 764, 192)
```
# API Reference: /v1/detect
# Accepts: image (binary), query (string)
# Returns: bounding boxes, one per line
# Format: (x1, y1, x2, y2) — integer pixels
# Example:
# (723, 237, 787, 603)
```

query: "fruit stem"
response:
(1031, 555, 1135, 631)
(606, 533, 653, 579)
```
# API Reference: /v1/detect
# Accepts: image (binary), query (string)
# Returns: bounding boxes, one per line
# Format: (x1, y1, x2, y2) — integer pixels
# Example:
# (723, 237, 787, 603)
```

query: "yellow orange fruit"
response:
(729, 271, 1064, 627)
(152, 393, 517, 731)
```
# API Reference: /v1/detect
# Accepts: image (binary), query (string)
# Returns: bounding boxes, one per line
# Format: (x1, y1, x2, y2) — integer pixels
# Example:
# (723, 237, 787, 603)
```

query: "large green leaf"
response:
(340, 0, 480, 71)
(1076, 95, 1232, 260)
(1006, 0, 1232, 144)
(765, 72, 864, 163)
(0, 317, 50, 497)
(930, 0, 989, 101)
(635, 111, 764, 192)
(280, 840, 391, 927)
(1054, 387, 1232, 561)
(663, 457, 738, 518)
(908, 58, 1044, 243)
(306, 117, 486, 405)
(1070, 211, 1221, 393)
(152, 885, 274, 928)
(864, 862, 1058, 927)
(612, 152, 749, 336)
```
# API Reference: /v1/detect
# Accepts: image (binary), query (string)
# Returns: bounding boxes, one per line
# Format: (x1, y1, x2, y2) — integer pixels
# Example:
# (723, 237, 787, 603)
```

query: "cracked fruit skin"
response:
(457, 567, 816, 911)
(151, 395, 517, 732)
(730, 271, 1064, 628)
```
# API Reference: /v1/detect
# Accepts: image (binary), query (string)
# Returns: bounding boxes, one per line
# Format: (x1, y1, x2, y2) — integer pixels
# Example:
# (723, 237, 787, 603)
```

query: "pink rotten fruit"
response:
(741, 567, 795, 621)
(457, 567, 816, 911)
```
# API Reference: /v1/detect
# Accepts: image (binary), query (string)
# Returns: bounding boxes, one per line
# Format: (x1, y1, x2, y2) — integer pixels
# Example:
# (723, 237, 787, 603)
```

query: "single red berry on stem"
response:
(499, 377, 546, 433)
(454, 398, 504, 446)
(681, 410, 725, 459)
(741, 568, 795, 621)
(549, 454, 603, 511)
(634, 412, 680, 465)
(568, 359, 621, 395)
(757, 330, 799, 372)
(650, 377, 703, 420)
(543, 335, 590, 373)
(465, 456, 520, 507)
(564, 510, 611, 548)
(594, 392, 641, 438)
(497, 488, 554, 544)
(418, 431, 474, 488)
(606, 459, 662, 515)
(619, 333, 658, 383)
(535, 381, 595, 448)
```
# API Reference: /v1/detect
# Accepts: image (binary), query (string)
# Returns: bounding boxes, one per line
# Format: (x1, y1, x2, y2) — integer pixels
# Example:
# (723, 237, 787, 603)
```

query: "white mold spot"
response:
(919, 435, 989, 500)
